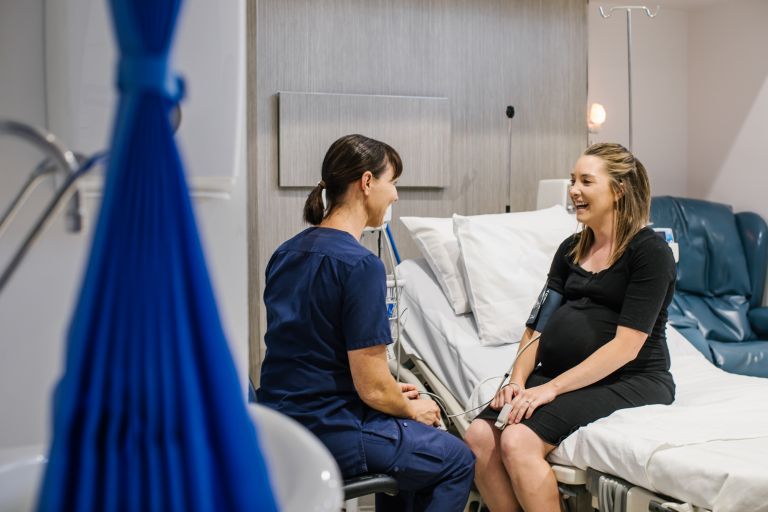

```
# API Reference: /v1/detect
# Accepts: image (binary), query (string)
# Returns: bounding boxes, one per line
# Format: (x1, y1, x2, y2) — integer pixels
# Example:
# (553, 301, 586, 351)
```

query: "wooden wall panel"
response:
(247, 0, 587, 375)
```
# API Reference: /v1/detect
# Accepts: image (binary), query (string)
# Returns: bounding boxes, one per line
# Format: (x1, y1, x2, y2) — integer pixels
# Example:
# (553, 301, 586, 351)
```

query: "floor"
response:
(343, 495, 374, 511)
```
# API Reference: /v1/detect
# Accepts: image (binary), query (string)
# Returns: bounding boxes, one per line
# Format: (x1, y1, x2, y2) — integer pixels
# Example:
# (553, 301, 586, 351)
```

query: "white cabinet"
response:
(44, 0, 245, 197)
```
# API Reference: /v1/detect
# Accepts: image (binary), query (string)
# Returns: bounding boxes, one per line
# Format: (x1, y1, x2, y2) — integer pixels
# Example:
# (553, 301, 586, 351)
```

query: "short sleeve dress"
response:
(477, 227, 677, 445)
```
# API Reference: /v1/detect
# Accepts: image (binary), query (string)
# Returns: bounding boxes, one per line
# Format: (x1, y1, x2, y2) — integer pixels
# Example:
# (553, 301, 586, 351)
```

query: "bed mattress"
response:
(397, 259, 518, 411)
(397, 258, 768, 511)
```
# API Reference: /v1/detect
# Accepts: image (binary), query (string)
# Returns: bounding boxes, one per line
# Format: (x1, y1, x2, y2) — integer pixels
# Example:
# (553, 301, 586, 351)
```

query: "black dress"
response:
(476, 227, 676, 445)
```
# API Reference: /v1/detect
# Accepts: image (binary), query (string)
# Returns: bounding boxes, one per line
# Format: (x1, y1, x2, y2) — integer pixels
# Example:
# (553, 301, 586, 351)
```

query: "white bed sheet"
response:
(397, 258, 768, 512)
(398, 259, 518, 410)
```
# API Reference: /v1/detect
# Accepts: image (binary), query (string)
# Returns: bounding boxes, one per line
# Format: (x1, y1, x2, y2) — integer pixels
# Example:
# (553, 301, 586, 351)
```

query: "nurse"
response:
(257, 134, 474, 511)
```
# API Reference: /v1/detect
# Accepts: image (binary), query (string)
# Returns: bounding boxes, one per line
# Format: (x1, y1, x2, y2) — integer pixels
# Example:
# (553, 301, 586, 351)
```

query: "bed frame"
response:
(389, 351, 700, 512)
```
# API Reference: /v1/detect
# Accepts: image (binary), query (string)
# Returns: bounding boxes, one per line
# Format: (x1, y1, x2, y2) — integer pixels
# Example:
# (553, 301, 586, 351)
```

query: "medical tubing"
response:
(385, 223, 401, 264)
(417, 390, 453, 429)
(442, 333, 541, 419)
(412, 333, 544, 427)
(382, 223, 403, 382)
(466, 374, 505, 415)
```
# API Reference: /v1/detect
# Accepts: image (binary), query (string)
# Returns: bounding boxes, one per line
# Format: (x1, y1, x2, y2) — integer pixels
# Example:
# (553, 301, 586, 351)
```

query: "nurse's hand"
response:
(399, 383, 419, 400)
(490, 382, 523, 410)
(408, 398, 441, 427)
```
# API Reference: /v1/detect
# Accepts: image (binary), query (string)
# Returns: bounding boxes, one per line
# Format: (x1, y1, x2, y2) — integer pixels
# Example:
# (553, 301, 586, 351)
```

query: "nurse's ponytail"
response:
(303, 134, 402, 225)
(304, 181, 326, 226)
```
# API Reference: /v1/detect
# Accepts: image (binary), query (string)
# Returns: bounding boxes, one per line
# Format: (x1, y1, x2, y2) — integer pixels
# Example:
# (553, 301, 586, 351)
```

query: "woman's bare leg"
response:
(465, 419, 522, 512)
(499, 424, 560, 512)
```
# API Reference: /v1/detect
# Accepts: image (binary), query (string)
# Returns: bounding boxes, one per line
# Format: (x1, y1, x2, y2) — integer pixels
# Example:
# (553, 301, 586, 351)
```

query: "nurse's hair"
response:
(304, 134, 402, 225)
(571, 143, 651, 265)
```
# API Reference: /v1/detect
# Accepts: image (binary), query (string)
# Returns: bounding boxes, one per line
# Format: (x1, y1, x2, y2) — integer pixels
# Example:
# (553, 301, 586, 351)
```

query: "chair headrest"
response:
(650, 196, 751, 296)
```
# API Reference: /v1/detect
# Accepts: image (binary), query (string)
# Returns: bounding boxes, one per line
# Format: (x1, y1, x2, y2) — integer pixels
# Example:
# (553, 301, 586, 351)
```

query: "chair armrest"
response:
(343, 474, 399, 500)
(748, 307, 768, 338)
(248, 378, 257, 403)
(736, 212, 768, 308)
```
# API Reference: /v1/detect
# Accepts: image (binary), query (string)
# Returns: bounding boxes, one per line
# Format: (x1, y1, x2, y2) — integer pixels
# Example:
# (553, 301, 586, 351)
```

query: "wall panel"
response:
(247, 0, 587, 375)
(278, 92, 450, 187)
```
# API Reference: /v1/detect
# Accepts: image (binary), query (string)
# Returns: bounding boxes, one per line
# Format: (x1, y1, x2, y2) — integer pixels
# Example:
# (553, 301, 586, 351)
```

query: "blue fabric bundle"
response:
(37, 1, 278, 510)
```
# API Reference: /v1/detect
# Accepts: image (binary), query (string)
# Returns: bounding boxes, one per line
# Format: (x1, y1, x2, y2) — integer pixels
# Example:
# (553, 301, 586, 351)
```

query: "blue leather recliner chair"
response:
(651, 196, 768, 377)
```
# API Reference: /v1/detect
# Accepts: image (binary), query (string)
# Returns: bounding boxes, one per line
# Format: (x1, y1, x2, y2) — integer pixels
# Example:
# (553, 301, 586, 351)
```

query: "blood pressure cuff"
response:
(525, 285, 564, 332)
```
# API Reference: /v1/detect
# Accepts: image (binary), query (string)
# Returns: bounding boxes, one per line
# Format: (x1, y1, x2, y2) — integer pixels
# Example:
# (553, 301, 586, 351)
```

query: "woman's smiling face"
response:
(569, 155, 620, 230)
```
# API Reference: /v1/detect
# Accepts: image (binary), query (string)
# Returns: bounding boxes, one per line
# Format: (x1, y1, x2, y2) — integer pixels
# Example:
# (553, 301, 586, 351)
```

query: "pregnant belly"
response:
(538, 301, 619, 377)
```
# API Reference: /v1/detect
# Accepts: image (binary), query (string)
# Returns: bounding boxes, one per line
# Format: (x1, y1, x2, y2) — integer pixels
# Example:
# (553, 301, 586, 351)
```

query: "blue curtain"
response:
(37, 1, 278, 510)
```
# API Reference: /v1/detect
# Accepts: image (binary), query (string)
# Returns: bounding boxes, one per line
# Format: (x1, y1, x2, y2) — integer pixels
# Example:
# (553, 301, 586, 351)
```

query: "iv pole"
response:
(599, 5, 659, 151)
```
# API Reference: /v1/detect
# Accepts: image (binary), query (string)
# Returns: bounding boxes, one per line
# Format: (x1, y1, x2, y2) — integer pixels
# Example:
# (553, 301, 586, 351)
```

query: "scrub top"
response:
(256, 227, 393, 474)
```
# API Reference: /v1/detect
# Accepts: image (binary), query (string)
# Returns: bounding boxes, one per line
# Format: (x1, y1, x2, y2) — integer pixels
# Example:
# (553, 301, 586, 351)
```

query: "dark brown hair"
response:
(571, 142, 651, 264)
(303, 134, 403, 225)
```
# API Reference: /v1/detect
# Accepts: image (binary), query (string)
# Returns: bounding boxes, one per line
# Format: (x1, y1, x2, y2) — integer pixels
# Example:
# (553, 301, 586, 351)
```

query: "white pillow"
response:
(400, 216, 471, 314)
(454, 205, 576, 346)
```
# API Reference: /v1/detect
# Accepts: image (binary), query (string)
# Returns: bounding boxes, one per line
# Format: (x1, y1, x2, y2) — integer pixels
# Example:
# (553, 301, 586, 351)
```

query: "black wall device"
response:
(505, 105, 515, 213)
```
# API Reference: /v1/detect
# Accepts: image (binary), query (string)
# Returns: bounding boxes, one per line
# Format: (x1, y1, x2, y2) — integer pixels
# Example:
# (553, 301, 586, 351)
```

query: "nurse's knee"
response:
(446, 429, 476, 467)
(458, 438, 476, 471)
(453, 442, 476, 484)
(433, 431, 474, 483)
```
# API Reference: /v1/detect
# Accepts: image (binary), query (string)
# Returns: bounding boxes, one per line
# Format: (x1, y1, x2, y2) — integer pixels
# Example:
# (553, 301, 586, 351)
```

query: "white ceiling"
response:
(589, 0, 732, 11)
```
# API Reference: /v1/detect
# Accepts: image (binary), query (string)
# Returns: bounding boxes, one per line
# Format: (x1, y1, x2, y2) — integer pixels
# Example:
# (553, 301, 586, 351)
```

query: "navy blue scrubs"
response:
(257, 227, 474, 511)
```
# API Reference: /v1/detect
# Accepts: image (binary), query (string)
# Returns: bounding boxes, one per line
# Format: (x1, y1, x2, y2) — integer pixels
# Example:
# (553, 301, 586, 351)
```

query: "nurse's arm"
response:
(549, 325, 647, 395)
(349, 344, 440, 425)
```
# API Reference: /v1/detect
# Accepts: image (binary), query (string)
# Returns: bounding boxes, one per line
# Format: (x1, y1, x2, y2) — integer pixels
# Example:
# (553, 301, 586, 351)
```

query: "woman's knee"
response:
(465, 419, 497, 458)
(499, 425, 544, 468)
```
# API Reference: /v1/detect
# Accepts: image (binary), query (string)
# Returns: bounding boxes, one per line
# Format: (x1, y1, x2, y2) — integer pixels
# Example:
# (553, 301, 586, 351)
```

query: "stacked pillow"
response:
(401, 206, 576, 346)
(399, 216, 471, 314)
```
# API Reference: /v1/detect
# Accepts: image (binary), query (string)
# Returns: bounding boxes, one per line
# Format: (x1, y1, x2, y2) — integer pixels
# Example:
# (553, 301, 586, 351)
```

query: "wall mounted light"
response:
(588, 102, 607, 133)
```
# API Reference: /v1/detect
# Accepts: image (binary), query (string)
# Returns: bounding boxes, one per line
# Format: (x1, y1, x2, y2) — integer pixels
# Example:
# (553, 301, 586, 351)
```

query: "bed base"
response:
(390, 354, 707, 512)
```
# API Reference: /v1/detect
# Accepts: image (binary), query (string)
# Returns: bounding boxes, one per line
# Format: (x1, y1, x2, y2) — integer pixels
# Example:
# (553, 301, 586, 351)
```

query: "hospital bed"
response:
(392, 257, 768, 512)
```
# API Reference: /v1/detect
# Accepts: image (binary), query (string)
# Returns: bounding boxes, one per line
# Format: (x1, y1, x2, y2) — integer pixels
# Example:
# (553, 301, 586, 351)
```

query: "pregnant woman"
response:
(465, 143, 676, 512)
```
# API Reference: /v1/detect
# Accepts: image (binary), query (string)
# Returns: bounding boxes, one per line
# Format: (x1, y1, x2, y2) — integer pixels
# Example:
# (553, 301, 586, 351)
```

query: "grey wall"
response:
(0, 0, 81, 449)
(588, 2, 689, 197)
(247, 0, 588, 376)
(688, 0, 768, 219)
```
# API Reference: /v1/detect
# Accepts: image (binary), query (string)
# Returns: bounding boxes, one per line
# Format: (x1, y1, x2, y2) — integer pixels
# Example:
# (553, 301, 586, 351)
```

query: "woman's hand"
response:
(399, 382, 419, 400)
(507, 382, 557, 424)
(490, 382, 523, 410)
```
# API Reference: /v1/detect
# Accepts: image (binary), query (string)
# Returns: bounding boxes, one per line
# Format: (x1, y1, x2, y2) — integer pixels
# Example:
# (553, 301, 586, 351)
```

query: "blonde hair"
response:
(570, 143, 650, 265)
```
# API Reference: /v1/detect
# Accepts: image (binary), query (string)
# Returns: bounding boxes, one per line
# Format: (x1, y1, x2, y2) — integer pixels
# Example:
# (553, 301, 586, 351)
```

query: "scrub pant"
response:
(361, 415, 475, 512)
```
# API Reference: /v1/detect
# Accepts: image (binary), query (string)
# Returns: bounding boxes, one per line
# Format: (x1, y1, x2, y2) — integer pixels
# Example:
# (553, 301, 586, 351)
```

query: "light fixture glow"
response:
(588, 103, 607, 133)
